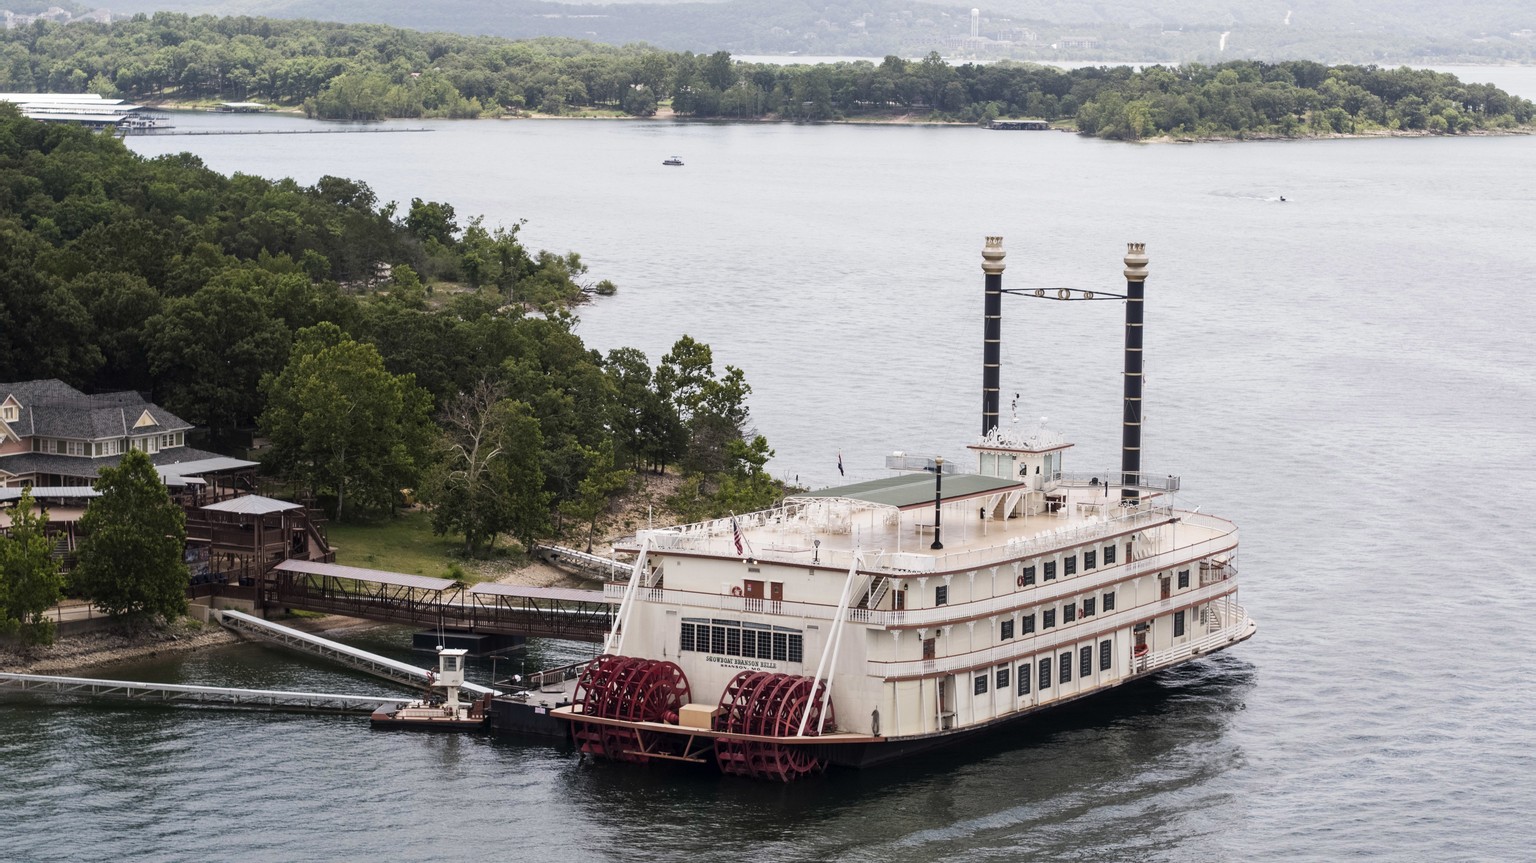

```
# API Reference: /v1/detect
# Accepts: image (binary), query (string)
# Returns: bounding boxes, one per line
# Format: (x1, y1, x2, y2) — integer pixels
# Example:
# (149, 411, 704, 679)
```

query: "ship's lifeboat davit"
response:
(714, 671, 835, 782)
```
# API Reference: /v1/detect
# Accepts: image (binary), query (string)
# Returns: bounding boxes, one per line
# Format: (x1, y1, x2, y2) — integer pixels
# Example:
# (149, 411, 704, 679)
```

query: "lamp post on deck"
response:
(930, 456, 944, 550)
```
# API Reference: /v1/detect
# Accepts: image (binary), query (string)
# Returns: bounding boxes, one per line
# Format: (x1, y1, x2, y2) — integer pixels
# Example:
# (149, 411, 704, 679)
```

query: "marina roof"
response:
(470, 582, 609, 603)
(200, 495, 301, 515)
(156, 456, 260, 477)
(0, 486, 99, 501)
(271, 559, 457, 591)
(791, 472, 1027, 510)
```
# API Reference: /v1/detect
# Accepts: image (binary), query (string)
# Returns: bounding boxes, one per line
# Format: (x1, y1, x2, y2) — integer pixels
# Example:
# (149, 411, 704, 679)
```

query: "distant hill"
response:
(102, 0, 1536, 62)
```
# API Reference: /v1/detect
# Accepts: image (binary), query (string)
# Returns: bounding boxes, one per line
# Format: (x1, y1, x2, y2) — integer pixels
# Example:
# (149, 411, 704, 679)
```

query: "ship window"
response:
(1042, 609, 1056, 629)
(1063, 603, 1076, 623)
(772, 632, 788, 661)
(974, 674, 988, 695)
(787, 635, 803, 663)
(711, 626, 727, 654)
(1000, 619, 1014, 641)
(1080, 646, 1093, 677)
(1017, 664, 1031, 694)
(935, 585, 948, 606)
(1103, 544, 1116, 564)
(1102, 591, 1116, 612)
(1064, 555, 1077, 576)
(1021, 613, 1036, 634)
(1082, 597, 1096, 617)
(1178, 569, 1190, 589)
(726, 628, 741, 656)
(680, 623, 696, 652)
(996, 666, 1010, 691)
(740, 630, 757, 657)
(1174, 610, 1186, 637)
(1038, 658, 1052, 689)
(1044, 561, 1057, 581)
(1059, 652, 1073, 684)
(1021, 565, 1035, 586)
(1084, 550, 1096, 570)
(1099, 639, 1112, 671)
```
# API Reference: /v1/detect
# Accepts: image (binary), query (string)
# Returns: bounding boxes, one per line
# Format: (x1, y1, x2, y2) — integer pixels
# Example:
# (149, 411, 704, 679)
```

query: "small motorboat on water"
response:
(370, 647, 492, 731)
(663, 156, 684, 166)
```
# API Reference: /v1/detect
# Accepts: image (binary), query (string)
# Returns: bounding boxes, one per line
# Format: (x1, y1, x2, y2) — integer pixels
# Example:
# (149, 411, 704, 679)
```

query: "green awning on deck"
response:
(790, 473, 1027, 510)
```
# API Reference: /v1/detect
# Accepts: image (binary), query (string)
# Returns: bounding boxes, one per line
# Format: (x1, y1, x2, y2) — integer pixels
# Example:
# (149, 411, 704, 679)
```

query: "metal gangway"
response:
(0, 672, 399, 714)
(533, 543, 629, 581)
(216, 609, 499, 697)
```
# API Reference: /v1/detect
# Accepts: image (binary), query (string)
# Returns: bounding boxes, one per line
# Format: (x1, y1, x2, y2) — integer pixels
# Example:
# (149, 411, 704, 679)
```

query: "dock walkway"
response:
(0, 672, 398, 714)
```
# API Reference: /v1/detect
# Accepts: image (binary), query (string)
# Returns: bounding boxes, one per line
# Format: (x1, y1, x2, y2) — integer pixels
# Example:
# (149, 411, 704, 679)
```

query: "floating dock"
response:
(0, 672, 398, 714)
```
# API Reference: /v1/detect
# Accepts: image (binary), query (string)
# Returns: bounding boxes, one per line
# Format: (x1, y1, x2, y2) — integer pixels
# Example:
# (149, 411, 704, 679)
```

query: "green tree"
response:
(0, 489, 65, 645)
(261, 323, 434, 520)
(419, 380, 549, 556)
(71, 450, 188, 621)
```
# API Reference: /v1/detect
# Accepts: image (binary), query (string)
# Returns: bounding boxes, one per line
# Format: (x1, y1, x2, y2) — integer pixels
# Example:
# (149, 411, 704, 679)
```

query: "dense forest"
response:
(104, 0, 1536, 64)
(0, 107, 782, 552)
(1, 14, 1532, 139)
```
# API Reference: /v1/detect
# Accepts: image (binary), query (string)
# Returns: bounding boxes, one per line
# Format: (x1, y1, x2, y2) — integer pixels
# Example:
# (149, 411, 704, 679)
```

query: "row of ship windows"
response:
(935, 565, 1194, 614)
(975, 640, 1115, 695)
(998, 590, 1118, 640)
(678, 621, 805, 663)
(933, 543, 1149, 607)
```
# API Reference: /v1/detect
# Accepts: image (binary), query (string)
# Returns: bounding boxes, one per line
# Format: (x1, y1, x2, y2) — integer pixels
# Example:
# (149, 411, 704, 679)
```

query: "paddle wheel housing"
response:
(570, 655, 691, 763)
(713, 671, 836, 781)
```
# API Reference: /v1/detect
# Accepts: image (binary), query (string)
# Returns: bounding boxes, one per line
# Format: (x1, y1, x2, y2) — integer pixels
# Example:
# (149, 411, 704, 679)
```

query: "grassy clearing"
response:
(323, 509, 463, 578)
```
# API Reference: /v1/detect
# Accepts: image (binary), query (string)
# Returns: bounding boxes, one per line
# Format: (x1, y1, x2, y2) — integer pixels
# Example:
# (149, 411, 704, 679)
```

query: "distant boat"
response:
(663, 156, 684, 166)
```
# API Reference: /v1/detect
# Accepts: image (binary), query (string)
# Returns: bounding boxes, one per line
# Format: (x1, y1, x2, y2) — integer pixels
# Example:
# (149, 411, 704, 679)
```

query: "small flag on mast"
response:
(732, 517, 744, 556)
(837, 451, 844, 477)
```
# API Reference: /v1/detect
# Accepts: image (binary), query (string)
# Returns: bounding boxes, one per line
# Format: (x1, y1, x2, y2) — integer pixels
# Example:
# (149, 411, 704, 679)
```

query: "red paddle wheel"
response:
(713, 671, 836, 781)
(570, 655, 691, 763)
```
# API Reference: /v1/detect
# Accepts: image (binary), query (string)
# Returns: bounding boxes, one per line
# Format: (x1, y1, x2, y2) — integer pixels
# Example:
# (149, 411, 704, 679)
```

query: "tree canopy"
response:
(70, 449, 189, 621)
(0, 489, 65, 645)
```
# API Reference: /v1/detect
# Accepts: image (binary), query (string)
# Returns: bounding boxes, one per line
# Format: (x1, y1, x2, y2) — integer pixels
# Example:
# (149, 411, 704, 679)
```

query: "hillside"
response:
(101, 0, 1536, 62)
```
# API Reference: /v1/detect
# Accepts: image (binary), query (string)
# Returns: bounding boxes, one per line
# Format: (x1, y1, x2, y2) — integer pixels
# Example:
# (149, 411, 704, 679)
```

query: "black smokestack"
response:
(981, 236, 1006, 437)
(1121, 243, 1148, 499)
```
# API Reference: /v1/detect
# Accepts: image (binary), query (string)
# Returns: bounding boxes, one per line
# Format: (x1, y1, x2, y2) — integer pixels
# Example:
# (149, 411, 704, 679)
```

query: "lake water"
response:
(2, 79, 1534, 860)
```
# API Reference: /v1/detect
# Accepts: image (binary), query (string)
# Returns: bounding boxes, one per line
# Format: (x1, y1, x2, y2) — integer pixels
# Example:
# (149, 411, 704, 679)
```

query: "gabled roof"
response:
(0, 446, 231, 481)
(0, 379, 193, 440)
(201, 495, 301, 516)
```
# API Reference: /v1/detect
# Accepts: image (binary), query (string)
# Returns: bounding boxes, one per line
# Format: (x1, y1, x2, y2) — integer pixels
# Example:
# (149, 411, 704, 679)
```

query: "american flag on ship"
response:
(732, 517, 744, 557)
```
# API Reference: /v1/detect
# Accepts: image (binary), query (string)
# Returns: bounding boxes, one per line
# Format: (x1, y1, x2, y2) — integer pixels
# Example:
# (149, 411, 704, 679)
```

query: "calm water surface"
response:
(2, 84, 1534, 860)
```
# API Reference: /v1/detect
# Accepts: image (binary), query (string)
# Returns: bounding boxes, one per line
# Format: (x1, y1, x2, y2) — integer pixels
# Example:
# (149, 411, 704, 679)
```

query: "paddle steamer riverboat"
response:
(503, 238, 1256, 780)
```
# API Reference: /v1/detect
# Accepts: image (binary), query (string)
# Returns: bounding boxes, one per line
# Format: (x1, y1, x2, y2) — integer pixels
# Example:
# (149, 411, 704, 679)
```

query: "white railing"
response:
(638, 504, 1185, 576)
(609, 522, 1239, 632)
(1135, 604, 1251, 672)
(867, 582, 1241, 679)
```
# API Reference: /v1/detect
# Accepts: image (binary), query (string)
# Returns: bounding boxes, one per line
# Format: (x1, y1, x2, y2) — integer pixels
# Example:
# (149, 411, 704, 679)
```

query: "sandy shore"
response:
(0, 558, 588, 675)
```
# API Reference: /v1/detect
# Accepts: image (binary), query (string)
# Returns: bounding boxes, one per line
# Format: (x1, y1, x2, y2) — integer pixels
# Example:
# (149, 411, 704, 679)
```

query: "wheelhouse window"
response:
(1099, 639, 1112, 671)
(1174, 610, 1186, 637)
(935, 585, 948, 606)
(681, 619, 803, 663)
(1000, 619, 1015, 641)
